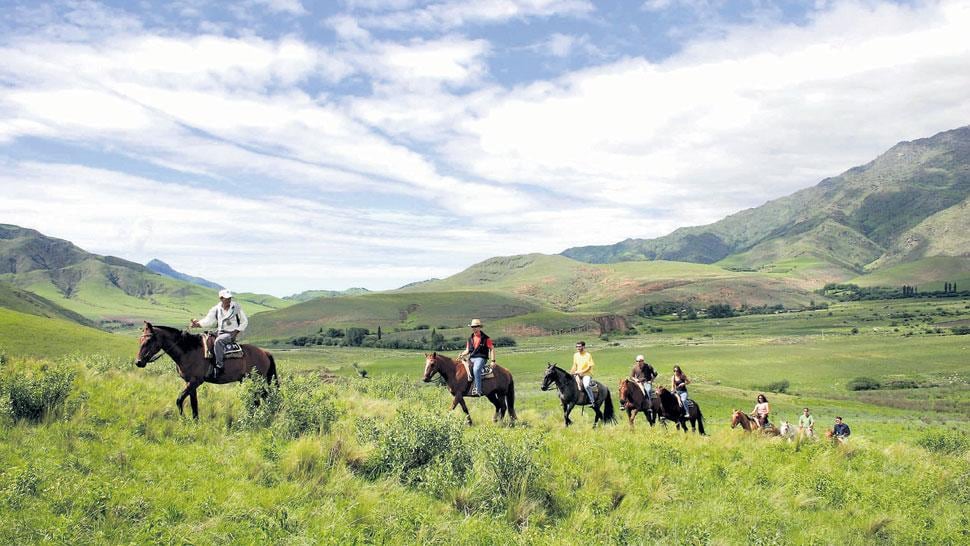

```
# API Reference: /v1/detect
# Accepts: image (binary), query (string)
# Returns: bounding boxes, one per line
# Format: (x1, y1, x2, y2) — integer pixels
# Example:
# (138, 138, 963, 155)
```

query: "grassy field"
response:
(0, 298, 967, 544)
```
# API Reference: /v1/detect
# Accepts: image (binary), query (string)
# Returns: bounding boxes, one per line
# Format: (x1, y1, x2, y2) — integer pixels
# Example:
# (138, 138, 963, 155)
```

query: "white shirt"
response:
(197, 301, 248, 333)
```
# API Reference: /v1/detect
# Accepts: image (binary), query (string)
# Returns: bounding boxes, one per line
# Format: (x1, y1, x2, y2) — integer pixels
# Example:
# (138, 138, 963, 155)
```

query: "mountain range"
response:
(562, 127, 970, 282)
(2, 126, 968, 339)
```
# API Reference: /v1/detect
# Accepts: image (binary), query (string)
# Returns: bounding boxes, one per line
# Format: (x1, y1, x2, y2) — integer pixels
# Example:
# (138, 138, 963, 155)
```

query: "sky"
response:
(1, 0, 969, 296)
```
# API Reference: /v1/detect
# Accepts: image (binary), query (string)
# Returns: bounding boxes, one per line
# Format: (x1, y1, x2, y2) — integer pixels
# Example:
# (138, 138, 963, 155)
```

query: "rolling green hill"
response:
(563, 126, 970, 278)
(0, 280, 97, 327)
(0, 224, 292, 330)
(246, 291, 542, 341)
(0, 307, 134, 358)
(849, 256, 970, 291)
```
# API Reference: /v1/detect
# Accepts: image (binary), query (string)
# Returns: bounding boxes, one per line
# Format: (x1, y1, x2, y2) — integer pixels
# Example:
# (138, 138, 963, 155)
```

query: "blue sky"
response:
(1, 0, 969, 296)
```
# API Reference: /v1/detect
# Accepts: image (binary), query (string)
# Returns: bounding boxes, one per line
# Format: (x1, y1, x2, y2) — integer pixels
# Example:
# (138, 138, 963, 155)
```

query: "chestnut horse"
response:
(731, 409, 779, 436)
(135, 322, 278, 419)
(618, 378, 660, 428)
(422, 352, 517, 425)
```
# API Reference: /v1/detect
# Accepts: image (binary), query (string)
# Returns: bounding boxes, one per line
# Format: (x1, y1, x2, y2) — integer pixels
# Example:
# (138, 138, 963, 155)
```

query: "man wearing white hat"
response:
(190, 288, 248, 377)
(457, 318, 495, 396)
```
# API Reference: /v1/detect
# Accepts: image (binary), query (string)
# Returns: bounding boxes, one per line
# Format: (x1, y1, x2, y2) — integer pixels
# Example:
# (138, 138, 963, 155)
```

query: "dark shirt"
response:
(833, 423, 851, 437)
(631, 363, 657, 382)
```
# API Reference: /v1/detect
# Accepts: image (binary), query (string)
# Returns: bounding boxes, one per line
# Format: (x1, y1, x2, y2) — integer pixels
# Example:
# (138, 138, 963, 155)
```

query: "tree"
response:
(377, 325, 382, 340)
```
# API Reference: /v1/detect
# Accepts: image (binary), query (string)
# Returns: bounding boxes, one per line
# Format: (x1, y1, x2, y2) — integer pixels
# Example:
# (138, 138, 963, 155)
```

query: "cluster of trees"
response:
(280, 326, 516, 350)
(636, 301, 799, 320)
(823, 282, 967, 301)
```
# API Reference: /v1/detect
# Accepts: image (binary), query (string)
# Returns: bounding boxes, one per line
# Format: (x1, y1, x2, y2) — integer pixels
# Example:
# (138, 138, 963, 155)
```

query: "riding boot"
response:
(213, 362, 224, 379)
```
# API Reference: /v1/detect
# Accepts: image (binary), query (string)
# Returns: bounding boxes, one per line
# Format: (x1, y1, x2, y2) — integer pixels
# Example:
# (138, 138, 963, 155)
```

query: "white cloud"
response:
(250, 0, 308, 16)
(356, 0, 595, 30)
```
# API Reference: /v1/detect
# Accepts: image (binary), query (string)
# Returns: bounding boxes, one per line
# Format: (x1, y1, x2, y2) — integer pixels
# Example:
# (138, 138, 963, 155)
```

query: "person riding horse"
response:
(752, 394, 771, 428)
(631, 354, 657, 400)
(189, 289, 248, 378)
(671, 365, 691, 417)
(457, 318, 494, 397)
(570, 341, 596, 405)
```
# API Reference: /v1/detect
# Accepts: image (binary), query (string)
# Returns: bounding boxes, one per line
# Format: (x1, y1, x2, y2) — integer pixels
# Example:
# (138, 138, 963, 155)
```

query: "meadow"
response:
(0, 298, 968, 544)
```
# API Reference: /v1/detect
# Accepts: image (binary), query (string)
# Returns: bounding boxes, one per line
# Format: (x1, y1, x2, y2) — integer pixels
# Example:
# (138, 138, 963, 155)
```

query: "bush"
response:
(371, 407, 470, 492)
(951, 326, 970, 335)
(846, 377, 881, 391)
(883, 379, 919, 389)
(1, 363, 77, 422)
(473, 430, 545, 505)
(916, 430, 968, 455)
(273, 376, 341, 439)
(235, 375, 283, 431)
(492, 336, 517, 347)
(759, 379, 790, 394)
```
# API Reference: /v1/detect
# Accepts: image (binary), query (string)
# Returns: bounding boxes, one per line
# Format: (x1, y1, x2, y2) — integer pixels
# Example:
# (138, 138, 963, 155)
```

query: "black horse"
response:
(541, 363, 616, 427)
(655, 386, 705, 434)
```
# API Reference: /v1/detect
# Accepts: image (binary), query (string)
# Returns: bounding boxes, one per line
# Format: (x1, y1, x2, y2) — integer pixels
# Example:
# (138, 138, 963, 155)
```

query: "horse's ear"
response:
(546, 362, 553, 368)
(144, 321, 153, 330)
(432, 351, 437, 358)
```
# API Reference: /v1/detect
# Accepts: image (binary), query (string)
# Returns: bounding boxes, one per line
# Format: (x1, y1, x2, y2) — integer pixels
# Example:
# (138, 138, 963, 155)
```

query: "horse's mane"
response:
(149, 325, 201, 352)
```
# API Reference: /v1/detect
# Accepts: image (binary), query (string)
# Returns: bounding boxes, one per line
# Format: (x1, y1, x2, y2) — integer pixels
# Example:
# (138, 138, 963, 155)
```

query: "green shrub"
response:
(473, 430, 546, 507)
(758, 379, 790, 394)
(916, 429, 968, 455)
(883, 379, 919, 389)
(1, 363, 76, 422)
(235, 374, 283, 431)
(371, 407, 470, 491)
(846, 377, 881, 391)
(272, 376, 340, 438)
(951, 326, 970, 335)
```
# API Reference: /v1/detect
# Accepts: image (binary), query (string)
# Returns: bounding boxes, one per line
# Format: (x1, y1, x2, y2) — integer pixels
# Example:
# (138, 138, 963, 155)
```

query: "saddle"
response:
(202, 332, 244, 360)
(460, 358, 495, 382)
(574, 375, 600, 404)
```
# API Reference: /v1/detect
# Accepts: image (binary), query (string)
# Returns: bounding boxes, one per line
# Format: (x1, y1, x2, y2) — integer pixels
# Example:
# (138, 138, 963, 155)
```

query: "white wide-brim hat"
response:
(468, 318, 483, 327)
(218, 289, 234, 299)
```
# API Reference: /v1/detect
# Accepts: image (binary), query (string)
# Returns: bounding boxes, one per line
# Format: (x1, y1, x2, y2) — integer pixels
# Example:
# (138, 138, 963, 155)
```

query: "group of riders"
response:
(190, 291, 851, 439)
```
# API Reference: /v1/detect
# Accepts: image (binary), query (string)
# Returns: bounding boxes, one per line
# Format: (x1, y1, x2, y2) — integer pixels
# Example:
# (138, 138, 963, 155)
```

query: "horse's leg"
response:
(457, 398, 472, 425)
(563, 401, 574, 427)
(628, 408, 637, 428)
(189, 382, 201, 420)
(592, 401, 603, 428)
(176, 381, 192, 416)
(487, 393, 503, 423)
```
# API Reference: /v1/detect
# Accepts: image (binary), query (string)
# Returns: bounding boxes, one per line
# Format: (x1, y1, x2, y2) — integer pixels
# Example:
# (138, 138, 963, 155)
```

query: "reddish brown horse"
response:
(135, 322, 278, 419)
(422, 352, 516, 425)
(731, 409, 779, 436)
(618, 378, 660, 428)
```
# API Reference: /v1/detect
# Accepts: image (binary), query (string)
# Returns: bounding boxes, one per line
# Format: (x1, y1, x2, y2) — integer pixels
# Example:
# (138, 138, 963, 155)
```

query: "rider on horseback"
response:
(752, 394, 771, 428)
(631, 354, 657, 400)
(671, 365, 691, 417)
(570, 341, 596, 405)
(190, 289, 248, 378)
(457, 318, 494, 396)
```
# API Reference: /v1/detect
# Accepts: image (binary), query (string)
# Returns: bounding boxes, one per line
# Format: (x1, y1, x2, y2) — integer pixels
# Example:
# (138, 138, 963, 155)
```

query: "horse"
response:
(422, 352, 516, 426)
(540, 363, 616, 428)
(654, 387, 706, 434)
(730, 409, 779, 436)
(135, 322, 278, 419)
(779, 421, 796, 440)
(618, 378, 660, 428)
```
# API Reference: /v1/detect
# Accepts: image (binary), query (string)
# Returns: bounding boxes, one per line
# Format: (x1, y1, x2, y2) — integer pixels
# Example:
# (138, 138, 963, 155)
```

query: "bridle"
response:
(137, 331, 166, 365)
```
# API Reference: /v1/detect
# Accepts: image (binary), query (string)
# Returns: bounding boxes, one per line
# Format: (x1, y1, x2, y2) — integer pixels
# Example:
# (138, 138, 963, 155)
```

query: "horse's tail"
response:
(603, 388, 617, 424)
(506, 377, 517, 420)
(696, 405, 706, 435)
(267, 353, 279, 387)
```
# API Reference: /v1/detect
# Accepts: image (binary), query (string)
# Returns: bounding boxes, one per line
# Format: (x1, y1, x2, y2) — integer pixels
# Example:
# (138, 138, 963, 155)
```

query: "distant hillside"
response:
(146, 259, 223, 290)
(563, 126, 970, 280)
(0, 307, 133, 359)
(284, 288, 370, 302)
(0, 280, 97, 328)
(0, 224, 291, 329)
(399, 254, 817, 312)
(246, 291, 541, 341)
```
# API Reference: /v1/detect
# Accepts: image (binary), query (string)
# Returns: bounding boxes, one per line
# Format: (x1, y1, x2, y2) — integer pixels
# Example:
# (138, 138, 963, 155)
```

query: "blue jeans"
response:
(677, 390, 689, 415)
(470, 357, 486, 394)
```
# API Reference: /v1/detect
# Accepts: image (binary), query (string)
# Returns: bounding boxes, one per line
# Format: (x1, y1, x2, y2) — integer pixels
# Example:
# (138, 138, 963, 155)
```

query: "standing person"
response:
(570, 341, 596, 404)
(189, 289, 248, 378)
(631, 354, 657, 400)
(671, 365, 691, 417)
(457, 319, 494, 396)
(798, 407, 815, 438)
(832, 416, 851, 441)
(752, 394, 771, 428)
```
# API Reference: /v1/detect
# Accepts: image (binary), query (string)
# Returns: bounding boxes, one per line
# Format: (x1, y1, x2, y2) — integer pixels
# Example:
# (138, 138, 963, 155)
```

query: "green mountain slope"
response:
(246, 291, 541, 341)
(563, 126, 970, 274)
(0, 307, 134, 359)
(0, 224, 291, 329)
(283, 288, 370, 302)
(849, 256, 970, 291)
(0, 280, 97, 327)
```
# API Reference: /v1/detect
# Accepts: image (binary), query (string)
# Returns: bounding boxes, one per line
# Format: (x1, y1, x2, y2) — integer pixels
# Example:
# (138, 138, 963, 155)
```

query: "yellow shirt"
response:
(571, 351, 595, 376)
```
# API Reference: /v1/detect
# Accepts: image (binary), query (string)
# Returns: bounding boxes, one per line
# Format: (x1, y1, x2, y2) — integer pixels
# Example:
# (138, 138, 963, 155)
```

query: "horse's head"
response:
(730, 409, 741, 428)
(540, 362, 557, 391)
(422, 352, 439, 382)
(135, 322, 164, 367)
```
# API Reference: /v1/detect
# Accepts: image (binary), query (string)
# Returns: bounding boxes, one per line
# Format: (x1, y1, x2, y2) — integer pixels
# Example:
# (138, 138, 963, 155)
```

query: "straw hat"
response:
(468, 318, 483, 327)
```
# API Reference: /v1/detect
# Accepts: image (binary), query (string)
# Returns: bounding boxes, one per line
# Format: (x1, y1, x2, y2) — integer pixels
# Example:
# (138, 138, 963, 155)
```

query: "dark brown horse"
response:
(135, 322, 278, 419)
(422, 352, 517, 425)
(655, 386, 705, 434)
(618, 378, 660, 428)
(731, 409, 779, 436)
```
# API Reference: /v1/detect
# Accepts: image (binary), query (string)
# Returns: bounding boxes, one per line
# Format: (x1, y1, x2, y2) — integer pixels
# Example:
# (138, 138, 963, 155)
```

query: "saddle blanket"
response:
(461, 359, 495, 381)
(202, 333, 245, 360)
(574, 376, 600, 403)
